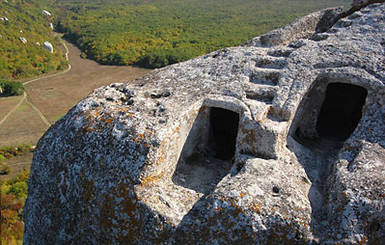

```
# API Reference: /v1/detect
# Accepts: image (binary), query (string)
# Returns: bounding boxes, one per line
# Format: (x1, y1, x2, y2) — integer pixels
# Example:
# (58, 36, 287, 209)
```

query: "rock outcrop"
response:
(42, 10, 51, 16)
(24, 2, 385, 244)
(43, 41, 53, 53)
(19, 36, 27, 44)
(352, 0, 385, 7)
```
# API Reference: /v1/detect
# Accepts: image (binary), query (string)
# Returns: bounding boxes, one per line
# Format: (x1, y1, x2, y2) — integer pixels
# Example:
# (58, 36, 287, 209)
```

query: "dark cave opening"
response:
(172, 106, 240, 194)
(208, 107, 240, 160)
(316, 83, 367, 141)
(289, 82, 368, 237)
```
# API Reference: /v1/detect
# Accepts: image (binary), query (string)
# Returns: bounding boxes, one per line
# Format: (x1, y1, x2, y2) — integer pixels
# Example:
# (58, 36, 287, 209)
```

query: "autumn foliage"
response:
(1, 170, 29, 245)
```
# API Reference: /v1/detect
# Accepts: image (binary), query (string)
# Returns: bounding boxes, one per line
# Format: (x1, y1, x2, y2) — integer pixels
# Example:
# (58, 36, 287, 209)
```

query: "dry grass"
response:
(0, 101, 49, 147)
(25, 41, 150, 123)
(0, 95, 24, 118)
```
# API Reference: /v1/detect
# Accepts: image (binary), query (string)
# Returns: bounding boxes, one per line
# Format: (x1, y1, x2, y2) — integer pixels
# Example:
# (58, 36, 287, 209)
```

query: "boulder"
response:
(43, 41, 53, 53)
(42, 10, 51, 16)
(19, 37, 27, 44)
(24, 2, 385, 244)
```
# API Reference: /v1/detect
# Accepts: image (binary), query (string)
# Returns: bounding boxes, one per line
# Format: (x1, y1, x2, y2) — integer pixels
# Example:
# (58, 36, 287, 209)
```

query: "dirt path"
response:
(26, 96, 51, 127)
(0, 92, 26, 127)
(26, 40, 150, 124)
(0, 39, 71, 128)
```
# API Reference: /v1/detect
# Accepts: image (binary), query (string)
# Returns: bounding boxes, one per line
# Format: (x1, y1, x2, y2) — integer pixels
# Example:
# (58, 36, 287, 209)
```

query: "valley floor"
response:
(0, 37, 151, 177)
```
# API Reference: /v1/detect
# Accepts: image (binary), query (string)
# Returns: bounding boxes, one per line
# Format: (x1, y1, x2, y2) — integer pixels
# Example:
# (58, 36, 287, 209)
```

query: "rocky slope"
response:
(24, 1, 385, 244)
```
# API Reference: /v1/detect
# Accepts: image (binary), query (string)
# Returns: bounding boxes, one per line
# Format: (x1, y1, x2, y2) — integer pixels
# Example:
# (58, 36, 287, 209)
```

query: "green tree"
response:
(0, 81, 24, 96)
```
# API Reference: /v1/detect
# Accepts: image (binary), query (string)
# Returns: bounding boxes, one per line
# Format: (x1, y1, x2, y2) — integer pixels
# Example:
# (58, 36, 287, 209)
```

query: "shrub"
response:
(57, 59, 69, 70)
(0, 80, 24, 96)
(0, 169, 30, 239)
(0, 163, 10, 175)
(15, 169, 29, 182)
(8, 181, 28, 199)
(0, 145, 34, 164)
(80, 52, 87, 59)
(0, 154, 6, 163)
(136, 51, 170, 68)
(1, 183, 26, 245)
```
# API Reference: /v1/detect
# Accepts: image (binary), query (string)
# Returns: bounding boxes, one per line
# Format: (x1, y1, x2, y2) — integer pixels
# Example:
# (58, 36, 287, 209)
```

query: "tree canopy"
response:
(55, 0, 350, 68)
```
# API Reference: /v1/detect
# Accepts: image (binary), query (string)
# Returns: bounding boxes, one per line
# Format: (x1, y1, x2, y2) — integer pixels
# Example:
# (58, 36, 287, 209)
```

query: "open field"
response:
(0, 100, 49, 147)
(25, 41, 150, 124)
(0, 95, 24, 117)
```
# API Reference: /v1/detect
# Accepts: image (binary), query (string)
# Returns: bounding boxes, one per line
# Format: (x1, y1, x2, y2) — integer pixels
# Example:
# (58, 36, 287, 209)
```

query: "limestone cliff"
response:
(24, 2, 385, 244)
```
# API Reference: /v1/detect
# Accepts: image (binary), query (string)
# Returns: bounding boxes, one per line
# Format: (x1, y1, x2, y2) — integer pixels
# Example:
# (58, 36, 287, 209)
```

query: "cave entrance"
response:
(316, 83, 367, 141)
(208, 107, 239, 160)
(172, 106, 240, 194)
(290, 81, 368, 236)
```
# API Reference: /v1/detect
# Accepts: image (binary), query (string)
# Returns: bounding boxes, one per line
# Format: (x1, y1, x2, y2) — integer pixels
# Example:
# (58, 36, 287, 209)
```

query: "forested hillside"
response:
(0, 0, 67, 79)
(55, 0, 350, 68)
(1, 169, 29, 244)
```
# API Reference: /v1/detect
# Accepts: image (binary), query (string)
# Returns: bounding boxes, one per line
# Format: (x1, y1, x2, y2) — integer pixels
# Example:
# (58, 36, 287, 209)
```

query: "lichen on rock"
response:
(24, 2, 385, 244)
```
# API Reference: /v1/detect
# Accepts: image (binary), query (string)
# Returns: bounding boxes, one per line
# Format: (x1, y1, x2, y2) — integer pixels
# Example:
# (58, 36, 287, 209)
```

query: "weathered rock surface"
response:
(42, 10, 51, 16)
(352, 0, 385, 7)
(24, 2, 385, 244)
(19, 36, 27, 44)
(43, 41, 53, 53)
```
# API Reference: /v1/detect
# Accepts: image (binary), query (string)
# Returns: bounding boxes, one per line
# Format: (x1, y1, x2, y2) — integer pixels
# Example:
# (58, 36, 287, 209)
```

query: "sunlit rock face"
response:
(24, 2, 385, 244)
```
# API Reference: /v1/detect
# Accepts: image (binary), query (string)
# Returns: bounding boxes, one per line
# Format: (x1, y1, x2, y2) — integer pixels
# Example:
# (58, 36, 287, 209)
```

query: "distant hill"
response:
(0, 0, 67, 79)
(0, 0, 351, 77)
(54, 0, 350, 68)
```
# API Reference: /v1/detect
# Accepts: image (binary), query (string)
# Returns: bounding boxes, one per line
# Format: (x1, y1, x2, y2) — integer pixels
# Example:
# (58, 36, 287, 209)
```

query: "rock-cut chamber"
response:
(316, 83, 367, 141)
(208, 107, 239, 160)
(172, 107, 239, 194)
(293, 80, 367, 144)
